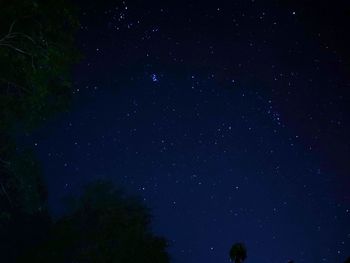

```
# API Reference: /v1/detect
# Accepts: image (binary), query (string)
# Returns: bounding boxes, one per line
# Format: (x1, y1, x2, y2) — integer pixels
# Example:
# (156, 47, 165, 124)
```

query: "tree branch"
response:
(8, 20, 17, 34)
(0, 182, 13, 206)
(0, 43, 36, 70)
(0, 78, 31, 93)
(0, 43, 32, 56)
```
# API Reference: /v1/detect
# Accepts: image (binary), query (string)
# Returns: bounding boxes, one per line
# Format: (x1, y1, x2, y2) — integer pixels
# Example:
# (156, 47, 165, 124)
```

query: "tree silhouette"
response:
(344, 257, 350, 263)
(23, 181, 170, 263)
(0, 149, 50, 262)
(229, 242, 247, 263)
(0, 1, 79, 260)
(0, 0, 79, 130)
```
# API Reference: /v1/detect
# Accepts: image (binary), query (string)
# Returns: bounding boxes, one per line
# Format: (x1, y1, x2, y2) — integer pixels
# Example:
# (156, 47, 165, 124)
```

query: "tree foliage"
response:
(23, 181, 170, 263)
(0, 148, 51, 262)
(0, 0, 79, 130)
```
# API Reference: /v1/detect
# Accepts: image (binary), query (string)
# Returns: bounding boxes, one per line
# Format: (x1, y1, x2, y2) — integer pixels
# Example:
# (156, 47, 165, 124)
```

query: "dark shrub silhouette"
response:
(229, 242, 247, 263)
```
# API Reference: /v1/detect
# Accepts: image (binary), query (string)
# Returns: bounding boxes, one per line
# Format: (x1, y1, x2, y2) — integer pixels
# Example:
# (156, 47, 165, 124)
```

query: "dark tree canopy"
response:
(23, 181, 170, 263)
(0, 0, 79, 131)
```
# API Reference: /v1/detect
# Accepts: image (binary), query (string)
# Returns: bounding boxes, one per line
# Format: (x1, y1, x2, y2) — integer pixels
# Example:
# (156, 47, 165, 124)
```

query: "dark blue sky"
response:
(30, 1, 349, 262)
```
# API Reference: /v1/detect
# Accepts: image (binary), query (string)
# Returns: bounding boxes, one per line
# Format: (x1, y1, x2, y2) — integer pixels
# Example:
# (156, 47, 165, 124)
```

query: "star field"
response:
(29, 1, 350, 262)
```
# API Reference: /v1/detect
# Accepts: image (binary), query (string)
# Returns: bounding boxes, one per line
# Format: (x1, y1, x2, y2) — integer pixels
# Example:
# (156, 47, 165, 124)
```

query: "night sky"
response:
(29, 1, 349, 262)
